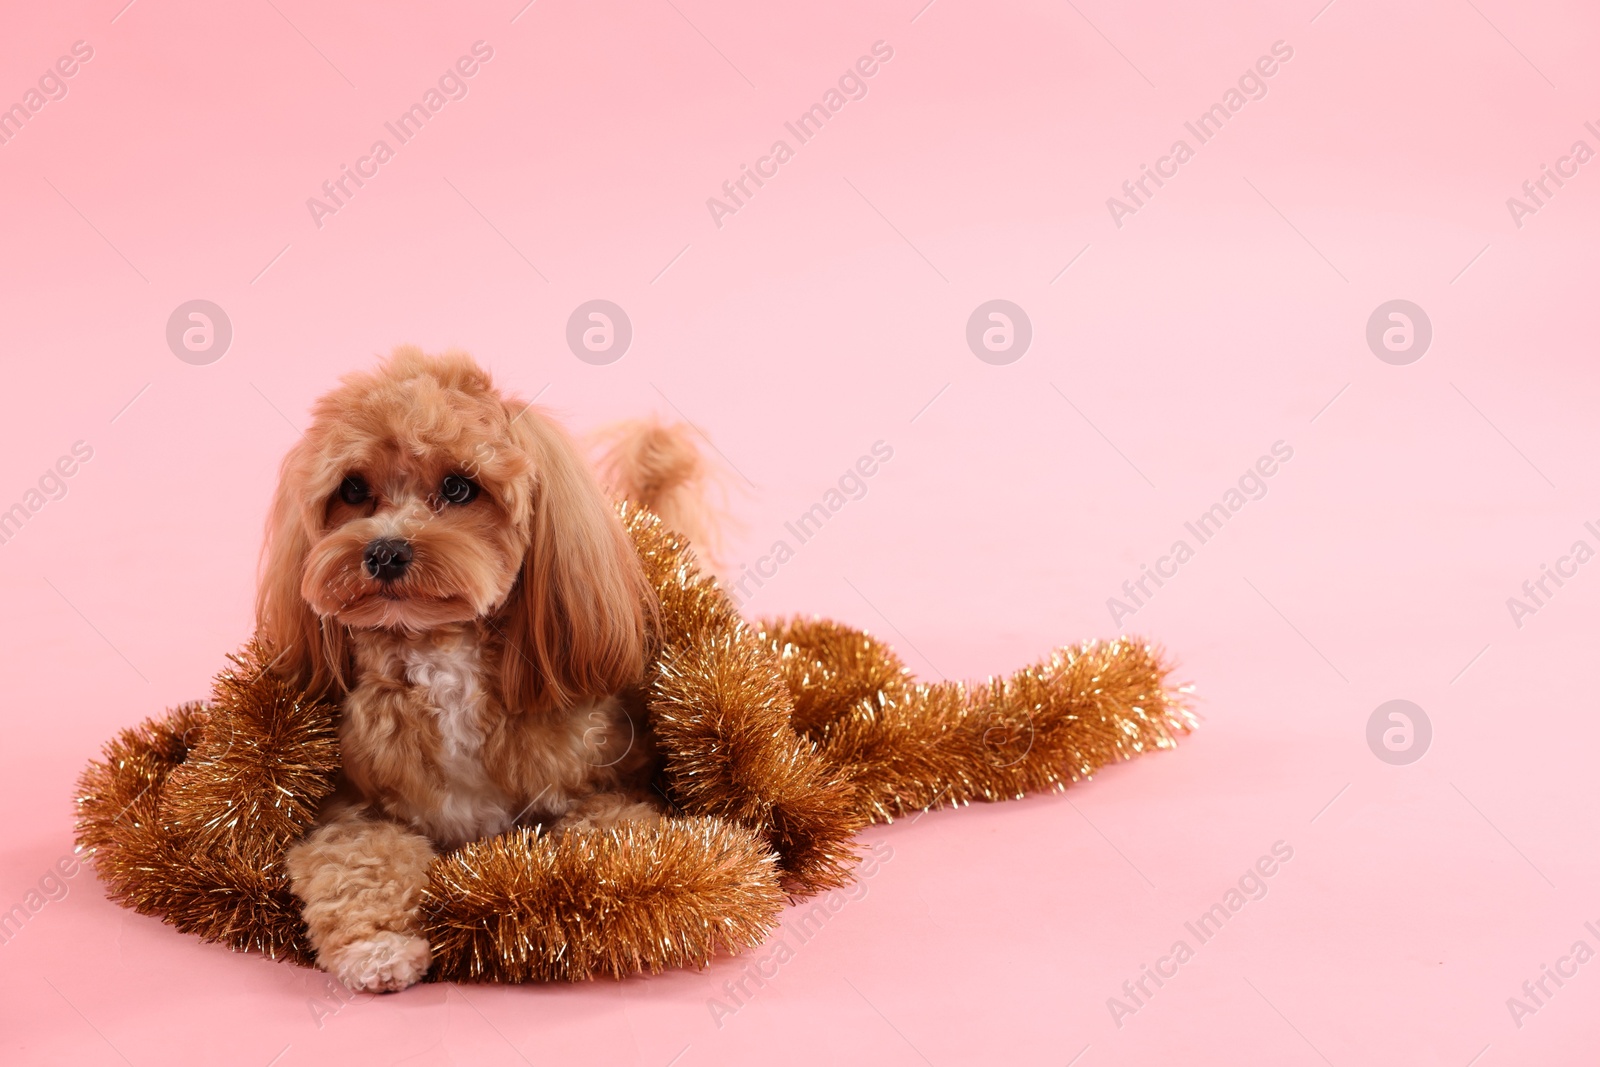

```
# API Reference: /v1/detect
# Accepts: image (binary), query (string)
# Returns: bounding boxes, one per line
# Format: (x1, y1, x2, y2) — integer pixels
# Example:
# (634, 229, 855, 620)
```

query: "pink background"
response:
(2, 0, 1597, 1063)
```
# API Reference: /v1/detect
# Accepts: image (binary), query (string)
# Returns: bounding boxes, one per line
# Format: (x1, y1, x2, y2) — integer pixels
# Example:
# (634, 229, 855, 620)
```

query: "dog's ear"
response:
(498, 407, 654, 714)
(256, 444, 350, 700)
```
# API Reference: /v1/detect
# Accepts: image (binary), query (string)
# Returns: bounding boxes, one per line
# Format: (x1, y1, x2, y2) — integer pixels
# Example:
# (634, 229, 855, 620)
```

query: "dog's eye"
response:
(338, 476, 370, 506)
(439, 474, 479, 506)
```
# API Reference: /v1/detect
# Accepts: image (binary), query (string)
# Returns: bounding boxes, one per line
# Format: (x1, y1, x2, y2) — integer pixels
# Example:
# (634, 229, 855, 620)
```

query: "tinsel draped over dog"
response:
(76, 505, 1194, 983)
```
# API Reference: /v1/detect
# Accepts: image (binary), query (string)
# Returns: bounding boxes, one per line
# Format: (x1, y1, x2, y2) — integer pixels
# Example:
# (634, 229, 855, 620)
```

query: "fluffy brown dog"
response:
(263, 348, 688, 992)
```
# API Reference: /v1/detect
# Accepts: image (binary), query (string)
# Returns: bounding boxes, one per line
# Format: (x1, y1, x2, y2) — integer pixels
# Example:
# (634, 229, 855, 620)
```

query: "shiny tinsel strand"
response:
(815, 638, 1196, 823)
(422, 817, 783, 982)
(622, 506, 866, 891)
(75, 642, 339, 962)
(76, 503, 1193, 982)
(160, 642, 342, 853)
(755, 617, 912, 738)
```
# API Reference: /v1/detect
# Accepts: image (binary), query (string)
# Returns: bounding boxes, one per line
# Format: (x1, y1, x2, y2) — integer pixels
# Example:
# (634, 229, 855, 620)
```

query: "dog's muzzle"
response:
(363, 537, 413, 582)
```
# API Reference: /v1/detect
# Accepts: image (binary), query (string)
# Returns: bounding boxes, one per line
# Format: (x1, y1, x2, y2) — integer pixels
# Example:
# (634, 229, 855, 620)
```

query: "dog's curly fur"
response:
(264, 348, 673, 992)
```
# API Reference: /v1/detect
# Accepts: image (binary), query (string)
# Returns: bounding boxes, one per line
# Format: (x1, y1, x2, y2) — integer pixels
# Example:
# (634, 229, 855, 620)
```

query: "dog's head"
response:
(257, 347, 652, 711)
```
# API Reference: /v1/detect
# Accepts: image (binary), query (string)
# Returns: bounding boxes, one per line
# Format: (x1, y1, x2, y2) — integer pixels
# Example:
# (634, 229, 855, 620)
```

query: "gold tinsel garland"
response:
(75, 505, 1194, 982)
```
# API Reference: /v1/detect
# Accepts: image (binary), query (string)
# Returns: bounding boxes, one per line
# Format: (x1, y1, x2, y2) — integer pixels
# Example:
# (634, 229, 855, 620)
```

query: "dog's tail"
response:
(592, 418, 732, 564)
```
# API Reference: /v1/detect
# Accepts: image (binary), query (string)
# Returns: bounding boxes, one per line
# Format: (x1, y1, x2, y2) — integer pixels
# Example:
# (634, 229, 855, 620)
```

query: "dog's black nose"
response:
(363, 538, 413, 581)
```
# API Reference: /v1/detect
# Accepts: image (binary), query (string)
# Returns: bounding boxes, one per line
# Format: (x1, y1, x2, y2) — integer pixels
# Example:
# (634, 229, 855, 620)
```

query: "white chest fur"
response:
(397, 636, 515, 848)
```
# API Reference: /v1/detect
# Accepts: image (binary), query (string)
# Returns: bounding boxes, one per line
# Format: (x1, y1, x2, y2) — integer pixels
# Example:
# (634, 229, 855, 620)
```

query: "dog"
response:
(264, 348, 703, 992)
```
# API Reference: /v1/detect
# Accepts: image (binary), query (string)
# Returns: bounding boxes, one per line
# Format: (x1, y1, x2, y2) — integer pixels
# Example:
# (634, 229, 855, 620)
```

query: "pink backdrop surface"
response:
(2, 1, 1597, 1064)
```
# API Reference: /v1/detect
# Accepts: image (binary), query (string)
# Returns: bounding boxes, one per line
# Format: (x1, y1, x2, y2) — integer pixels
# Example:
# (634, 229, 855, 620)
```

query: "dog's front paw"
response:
(324, 930, 431, 993)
